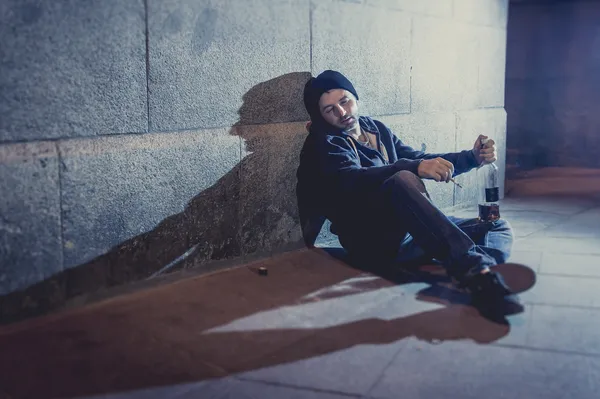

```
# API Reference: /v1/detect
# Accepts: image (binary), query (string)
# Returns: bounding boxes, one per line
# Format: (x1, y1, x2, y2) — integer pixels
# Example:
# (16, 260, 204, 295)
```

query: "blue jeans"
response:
(395, 216, 513, 266)
(337, 170, 514, 282)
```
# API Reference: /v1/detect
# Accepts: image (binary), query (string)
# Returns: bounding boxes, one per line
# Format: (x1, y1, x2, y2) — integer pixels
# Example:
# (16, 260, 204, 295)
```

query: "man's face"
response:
(318, 89, 359, 132)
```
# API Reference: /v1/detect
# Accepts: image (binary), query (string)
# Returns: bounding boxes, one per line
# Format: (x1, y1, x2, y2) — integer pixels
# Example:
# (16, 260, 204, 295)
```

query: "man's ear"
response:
(305, 121, 312, 132)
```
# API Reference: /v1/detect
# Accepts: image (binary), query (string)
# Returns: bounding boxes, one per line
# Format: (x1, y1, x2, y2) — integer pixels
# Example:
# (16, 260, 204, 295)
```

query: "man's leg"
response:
(379, 170, 523, 318)
(397, 218, 514, 266)
(447, 217, 514, 265)
(380, 170, 496, 282)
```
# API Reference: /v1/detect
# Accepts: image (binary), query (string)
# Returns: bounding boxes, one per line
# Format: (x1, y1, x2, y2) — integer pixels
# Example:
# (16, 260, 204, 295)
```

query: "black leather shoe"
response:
(463, 270, 525, 320)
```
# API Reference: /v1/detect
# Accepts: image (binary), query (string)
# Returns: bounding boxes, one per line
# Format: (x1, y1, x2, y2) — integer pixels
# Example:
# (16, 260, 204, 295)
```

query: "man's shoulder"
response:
(299, 129, 349, 161)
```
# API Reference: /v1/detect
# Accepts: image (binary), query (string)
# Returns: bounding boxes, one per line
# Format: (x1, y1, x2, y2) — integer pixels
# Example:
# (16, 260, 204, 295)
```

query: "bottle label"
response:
(485, 187, 499, 202)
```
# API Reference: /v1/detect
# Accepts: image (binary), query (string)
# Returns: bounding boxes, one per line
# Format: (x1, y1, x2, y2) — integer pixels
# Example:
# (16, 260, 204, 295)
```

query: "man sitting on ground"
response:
(296, 70, 522, 319)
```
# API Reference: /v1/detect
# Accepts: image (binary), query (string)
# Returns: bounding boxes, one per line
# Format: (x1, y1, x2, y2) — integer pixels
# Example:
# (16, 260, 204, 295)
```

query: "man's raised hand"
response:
(473, 134, 497, 165)
(417, 157, 455, 182)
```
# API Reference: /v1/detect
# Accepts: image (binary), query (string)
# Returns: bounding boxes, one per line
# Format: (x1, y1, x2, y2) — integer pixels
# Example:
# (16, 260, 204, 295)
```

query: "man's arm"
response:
(320, 135, 423, 195)
(389, 130, 479, 177)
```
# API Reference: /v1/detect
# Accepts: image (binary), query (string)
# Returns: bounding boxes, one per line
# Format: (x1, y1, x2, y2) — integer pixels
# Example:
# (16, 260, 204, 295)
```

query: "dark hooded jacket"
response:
(296, 115, 479, 247)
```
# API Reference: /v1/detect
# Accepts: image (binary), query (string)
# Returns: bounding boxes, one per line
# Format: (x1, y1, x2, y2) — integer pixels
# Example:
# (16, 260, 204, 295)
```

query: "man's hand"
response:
(417, 157, 455, 182)
(473, 134, 497, 165)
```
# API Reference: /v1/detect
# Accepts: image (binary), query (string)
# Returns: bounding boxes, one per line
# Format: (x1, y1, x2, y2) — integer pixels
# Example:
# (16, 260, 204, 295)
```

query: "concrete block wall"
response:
(506, 0, 600, 170)
(0, 0, 509, 323)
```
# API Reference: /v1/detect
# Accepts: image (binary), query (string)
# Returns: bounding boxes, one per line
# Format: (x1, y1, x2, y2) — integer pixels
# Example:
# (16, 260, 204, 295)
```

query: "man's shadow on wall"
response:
(0, 72, 315, 323)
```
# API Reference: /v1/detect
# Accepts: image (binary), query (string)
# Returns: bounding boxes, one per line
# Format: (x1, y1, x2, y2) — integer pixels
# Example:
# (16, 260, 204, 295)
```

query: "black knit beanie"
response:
(303, 70, 359, 127)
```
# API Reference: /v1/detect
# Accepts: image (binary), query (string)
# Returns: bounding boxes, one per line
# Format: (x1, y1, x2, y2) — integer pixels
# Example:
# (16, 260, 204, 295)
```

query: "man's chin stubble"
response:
(343, 122, 359, 134)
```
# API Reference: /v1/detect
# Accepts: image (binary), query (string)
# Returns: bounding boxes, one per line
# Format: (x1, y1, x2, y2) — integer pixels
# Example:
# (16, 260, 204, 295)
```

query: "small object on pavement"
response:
(258, 266, 268, 276)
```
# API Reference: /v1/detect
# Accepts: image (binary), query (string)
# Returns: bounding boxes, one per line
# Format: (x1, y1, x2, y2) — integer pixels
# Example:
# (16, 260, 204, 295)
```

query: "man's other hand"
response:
(417, 157, 455, 182)
(473, 134, 497, 165)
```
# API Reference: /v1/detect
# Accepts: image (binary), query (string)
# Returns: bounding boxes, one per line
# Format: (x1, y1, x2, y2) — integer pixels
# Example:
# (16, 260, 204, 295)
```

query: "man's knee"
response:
(383, 170, 423, 192)
(394, 169, 420, 183)
(492, 218, 513, 236)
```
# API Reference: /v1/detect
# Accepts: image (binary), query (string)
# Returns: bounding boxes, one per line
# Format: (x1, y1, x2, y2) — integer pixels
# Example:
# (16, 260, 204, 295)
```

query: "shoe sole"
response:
(490, 263, 537, 295)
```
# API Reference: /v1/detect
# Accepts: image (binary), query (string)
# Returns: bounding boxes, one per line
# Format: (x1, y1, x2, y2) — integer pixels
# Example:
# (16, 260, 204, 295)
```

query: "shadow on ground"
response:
(0, 247, 536, 399)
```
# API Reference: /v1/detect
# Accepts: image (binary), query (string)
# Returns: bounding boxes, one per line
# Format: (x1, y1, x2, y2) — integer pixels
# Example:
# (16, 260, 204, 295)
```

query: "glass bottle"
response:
(477, 140, 501, 222)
